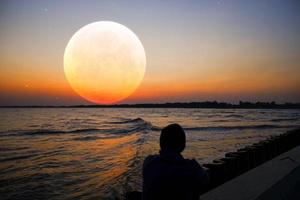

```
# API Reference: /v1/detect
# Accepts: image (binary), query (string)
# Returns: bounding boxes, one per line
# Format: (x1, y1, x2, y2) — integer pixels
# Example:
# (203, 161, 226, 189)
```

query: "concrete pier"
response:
(201, 128, 300, 193)
(200, 145, 300, 200)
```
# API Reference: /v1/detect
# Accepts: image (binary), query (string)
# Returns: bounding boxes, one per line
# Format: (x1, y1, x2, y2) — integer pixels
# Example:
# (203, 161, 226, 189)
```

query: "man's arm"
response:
(190, 159, 210, 198)
(192, 159, 209, 185)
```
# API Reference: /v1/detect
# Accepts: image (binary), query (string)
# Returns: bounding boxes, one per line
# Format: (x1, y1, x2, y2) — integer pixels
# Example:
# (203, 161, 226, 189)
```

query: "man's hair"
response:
(160, 123, 186, 153)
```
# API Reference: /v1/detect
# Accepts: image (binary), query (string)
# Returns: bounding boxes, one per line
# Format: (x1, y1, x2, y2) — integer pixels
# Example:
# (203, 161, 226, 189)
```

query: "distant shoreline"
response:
(1, 101, 300, 109)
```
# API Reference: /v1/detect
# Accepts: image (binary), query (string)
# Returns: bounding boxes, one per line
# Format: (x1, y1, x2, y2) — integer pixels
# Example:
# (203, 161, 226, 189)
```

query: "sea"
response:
(0, 108, 300, 199)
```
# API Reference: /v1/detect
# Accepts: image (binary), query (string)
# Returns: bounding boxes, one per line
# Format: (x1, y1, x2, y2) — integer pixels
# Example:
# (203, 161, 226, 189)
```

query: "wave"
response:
(108, 117, 146, 124)
(148, 124, 298, 132)
(0, 154, 37, 162)
(2, 124, 297, 137)
(0, 147, 29, 152)
(226, 114, 244, 118)
(212, 119, 240, 122)
(19, 128, 104, 135)
(2, 118, 154, 137)
(184, 124, 298, 131)
(270, 117, 300, 122)
(4, 116, 296, 137)
(16, 127, 146, 136)
(150, 126, 162, 131)
(73, 136, 103, 141)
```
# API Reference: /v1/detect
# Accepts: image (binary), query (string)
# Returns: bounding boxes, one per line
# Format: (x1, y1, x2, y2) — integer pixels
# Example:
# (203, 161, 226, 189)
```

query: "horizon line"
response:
(1, 101, 300, 109)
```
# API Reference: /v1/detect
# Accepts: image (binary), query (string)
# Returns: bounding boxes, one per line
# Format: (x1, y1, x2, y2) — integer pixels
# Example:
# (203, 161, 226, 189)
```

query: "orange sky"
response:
(1, 0, 300, 105)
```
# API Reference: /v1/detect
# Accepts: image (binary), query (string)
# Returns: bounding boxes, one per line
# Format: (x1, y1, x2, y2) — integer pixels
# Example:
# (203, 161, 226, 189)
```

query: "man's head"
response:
(160, 123, 186, 153)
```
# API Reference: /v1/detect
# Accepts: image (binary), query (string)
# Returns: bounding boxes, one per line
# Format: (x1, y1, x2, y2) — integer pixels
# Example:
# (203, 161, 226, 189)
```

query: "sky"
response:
(0, 0, 300, 105)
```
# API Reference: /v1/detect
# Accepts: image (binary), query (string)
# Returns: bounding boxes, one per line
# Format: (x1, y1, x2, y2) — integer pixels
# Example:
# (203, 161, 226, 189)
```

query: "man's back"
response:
(143, 151, 208, 200)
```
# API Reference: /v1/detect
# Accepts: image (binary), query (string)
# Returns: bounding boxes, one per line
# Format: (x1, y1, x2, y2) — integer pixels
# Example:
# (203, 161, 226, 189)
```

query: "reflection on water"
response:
(0, 108, 300, 199)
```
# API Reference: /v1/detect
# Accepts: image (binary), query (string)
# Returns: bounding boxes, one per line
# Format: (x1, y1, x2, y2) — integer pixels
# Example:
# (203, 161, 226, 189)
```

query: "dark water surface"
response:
(0, 108, 300, 199)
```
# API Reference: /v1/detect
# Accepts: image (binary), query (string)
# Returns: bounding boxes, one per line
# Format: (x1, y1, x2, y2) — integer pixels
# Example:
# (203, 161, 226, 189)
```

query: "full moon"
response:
(64, 21, 146, 104)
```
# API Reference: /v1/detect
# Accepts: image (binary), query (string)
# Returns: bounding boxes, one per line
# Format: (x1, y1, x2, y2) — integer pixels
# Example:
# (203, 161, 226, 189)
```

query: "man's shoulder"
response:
(185, 158, 200, 165)
(143, 154, 160, 167)
(144, 154, 159, 161)
(184, 158, 209, 183)
(184, 158, 205, 171)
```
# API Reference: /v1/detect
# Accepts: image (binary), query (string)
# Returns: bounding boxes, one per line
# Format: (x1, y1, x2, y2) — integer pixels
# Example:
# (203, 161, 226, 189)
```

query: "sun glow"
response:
(64, 21, 146, 104)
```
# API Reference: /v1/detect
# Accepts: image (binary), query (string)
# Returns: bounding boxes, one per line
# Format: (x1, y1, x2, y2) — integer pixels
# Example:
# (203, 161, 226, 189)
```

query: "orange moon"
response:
(64, 21, 146, 104)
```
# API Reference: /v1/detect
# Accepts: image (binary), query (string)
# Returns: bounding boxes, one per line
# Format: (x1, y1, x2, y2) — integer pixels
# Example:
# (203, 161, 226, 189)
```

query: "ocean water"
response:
(0, 108, 300, 199)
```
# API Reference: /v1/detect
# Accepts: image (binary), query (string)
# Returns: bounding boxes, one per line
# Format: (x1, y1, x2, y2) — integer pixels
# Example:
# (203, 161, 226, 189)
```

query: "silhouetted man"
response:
(142, 123, 209, 200)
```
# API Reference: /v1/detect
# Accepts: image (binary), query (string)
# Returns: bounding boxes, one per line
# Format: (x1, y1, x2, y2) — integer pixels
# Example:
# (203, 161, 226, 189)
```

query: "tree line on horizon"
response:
(2, 101, 300, 109)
